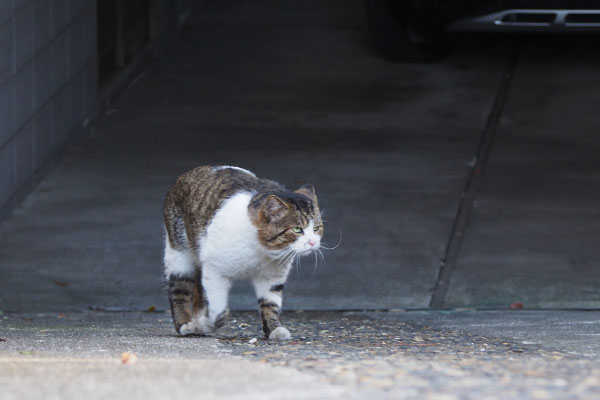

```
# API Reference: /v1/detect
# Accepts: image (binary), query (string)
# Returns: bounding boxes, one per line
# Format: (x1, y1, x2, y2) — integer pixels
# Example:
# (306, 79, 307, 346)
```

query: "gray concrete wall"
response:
(0, 0, 195, 223)
(0, 0, 98, 221)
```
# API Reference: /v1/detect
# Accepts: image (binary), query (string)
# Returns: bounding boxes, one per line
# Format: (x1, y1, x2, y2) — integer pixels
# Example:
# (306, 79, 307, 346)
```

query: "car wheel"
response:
(365, 0, 443, 62)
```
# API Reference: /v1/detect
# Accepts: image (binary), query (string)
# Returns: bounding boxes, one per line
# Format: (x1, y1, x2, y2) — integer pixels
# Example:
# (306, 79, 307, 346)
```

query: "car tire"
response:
(365, 0, 443, 62)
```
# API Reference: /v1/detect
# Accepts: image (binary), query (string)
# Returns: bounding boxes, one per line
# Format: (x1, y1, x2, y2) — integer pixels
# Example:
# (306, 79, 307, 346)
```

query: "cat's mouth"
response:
(297, 244, 320, 255)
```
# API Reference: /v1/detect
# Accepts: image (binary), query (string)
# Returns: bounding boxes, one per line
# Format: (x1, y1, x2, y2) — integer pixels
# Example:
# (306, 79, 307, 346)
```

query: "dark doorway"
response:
(97, 0, 156, 87)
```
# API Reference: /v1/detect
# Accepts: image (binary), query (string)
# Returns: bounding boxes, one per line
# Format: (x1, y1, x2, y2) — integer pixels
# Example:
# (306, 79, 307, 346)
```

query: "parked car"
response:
(366, 0, 600, 61)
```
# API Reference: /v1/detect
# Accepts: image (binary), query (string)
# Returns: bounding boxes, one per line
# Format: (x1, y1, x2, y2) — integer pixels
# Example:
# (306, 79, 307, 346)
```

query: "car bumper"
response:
(447, 9, 600, 32)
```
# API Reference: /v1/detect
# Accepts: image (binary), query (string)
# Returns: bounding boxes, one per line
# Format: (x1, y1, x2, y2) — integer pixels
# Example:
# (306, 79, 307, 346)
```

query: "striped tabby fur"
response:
(163, 166, 323, 339)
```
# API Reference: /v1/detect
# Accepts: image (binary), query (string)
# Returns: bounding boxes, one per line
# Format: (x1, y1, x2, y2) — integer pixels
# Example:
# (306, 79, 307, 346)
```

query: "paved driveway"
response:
(0, 0, 598, 312)
(2, 310, 600, 399)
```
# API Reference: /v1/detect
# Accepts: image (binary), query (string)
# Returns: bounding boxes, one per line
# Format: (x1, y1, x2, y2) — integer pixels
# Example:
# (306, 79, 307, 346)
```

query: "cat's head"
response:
(253, 184, 323, 255)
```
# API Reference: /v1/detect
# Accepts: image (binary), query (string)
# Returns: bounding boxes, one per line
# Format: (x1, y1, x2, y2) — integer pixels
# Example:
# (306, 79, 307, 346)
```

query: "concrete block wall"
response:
(0, 0, 97, 220)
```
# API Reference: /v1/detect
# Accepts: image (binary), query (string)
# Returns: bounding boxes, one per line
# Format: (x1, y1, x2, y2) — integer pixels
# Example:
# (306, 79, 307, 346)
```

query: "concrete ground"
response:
(1, 0, 598, 312)
(2, 310, 600, 399)
(445, 38, 600, 309)
(1, 1, 599, 313)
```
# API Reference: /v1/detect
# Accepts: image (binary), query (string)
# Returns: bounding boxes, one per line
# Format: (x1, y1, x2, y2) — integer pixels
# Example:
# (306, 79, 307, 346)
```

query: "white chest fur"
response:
(199, 192, 271, 279)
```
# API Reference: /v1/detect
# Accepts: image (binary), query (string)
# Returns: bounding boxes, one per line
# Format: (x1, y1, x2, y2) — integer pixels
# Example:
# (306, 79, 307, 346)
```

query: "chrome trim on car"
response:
(448, 9, 600, 32)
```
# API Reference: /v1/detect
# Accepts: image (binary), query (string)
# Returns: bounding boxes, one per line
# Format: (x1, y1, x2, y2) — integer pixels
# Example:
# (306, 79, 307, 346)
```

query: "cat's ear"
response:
(295, 184, 316, 201)
(261, 195, 290, 222)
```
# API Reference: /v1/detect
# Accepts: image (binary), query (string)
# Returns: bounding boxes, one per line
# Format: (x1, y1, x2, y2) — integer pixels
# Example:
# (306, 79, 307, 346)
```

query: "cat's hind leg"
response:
(164, 236, 203, 335)
(253, 279, 290, 341)
(180, 267, 232, 334)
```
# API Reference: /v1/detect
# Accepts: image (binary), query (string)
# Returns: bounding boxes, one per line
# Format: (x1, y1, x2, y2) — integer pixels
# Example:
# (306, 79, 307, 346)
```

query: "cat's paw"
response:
(179, 321, 200, 336)
(196, 315, 216, 334)
(178, 316, 215, 336)
(268, 326, 291, 341)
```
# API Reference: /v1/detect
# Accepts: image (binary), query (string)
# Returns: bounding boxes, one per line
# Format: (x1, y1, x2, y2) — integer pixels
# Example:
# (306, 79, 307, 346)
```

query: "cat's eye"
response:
(291, 227, 303, 234)
(313, 225, 321, 232)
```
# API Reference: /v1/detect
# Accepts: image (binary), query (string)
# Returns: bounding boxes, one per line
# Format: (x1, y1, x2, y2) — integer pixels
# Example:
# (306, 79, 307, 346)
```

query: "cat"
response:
(163, 166, 323, 340)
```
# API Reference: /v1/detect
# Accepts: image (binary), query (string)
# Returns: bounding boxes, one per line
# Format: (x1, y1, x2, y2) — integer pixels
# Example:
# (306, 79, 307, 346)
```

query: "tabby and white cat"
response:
(163, 166, 323, 340)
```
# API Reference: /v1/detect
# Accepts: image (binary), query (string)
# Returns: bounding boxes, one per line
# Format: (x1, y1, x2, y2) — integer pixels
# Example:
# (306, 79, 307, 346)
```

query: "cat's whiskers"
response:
(307, 248, 325, 278)
(296, 253, 304, 278)
(275, 248, 297, 269)
(262, 248, 293, 270)
(316, 248, 325, 263)
(311, 252, 319, 276)
(281, 252, 296, 268)
(320, 230, 342, 251)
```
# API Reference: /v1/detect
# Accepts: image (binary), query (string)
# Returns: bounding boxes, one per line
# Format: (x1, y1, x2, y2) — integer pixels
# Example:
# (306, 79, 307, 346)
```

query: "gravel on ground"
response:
(1, 311, 599, 399)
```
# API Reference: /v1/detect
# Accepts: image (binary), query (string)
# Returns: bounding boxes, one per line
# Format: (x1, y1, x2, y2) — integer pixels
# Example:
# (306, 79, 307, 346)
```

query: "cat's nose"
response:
(307, 239, 316, 247)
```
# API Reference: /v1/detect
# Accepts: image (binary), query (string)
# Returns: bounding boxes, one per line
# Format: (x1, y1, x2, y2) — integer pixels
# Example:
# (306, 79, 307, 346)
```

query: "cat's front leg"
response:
(199, 267, 232, 333)
(253, 279, 290, 340)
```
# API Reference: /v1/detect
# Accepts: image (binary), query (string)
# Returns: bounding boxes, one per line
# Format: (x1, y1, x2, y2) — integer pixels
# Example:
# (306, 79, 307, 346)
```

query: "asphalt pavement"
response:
(1, 0, 504, 312)
(2, 310, 600, 399)
(1, 1, 598, 313)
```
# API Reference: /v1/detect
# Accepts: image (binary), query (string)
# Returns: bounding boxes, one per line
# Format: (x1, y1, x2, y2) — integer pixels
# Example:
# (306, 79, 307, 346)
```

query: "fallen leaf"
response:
(147, 305, 156, 312)
(52, 280, 69, 287)
(510, 302, 524, 309)
(121, 352, 138, 364)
